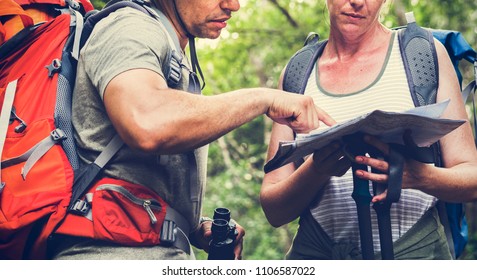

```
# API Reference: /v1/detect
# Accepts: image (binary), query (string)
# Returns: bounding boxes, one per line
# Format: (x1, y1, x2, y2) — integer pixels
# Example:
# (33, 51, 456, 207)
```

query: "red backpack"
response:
(1, 0, 191, 260)
(0, 0, 95, 259)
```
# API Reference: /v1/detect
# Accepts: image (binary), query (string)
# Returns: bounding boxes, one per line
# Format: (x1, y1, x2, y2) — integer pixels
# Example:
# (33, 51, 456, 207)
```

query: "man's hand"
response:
(190, 218, 246, 260)
(267, 93, 335, 134)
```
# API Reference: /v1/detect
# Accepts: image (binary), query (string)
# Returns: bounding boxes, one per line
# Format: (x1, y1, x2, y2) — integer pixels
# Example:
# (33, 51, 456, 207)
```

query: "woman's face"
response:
(326, 0, 385, 36)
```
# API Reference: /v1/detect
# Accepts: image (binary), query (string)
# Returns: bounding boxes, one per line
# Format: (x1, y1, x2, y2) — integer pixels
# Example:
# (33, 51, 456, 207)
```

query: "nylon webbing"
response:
(148, 3, 205, 90)
(164, 206, 191, 254)
(462, 79, 475, 104)
(1, 145, 35, 168)
(143, 4, 189, 89)
(70, 8, 85, 60)
(69, 134, 124, 211)
(190, 38, 205, 90)
(145, 5, 182, 56)
(93, 134, 124, 168)
(0, 80, 18, 188)
(20, 129, 66, 179)
(146, 3, 201, 208)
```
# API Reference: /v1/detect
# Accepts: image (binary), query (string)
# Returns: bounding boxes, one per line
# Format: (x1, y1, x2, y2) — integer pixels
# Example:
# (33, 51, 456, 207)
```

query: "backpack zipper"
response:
(96, 184, 161, 225)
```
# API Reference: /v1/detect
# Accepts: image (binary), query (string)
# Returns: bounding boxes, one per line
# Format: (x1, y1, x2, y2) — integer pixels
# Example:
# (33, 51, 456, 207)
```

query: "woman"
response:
(261, 0, 477, 259)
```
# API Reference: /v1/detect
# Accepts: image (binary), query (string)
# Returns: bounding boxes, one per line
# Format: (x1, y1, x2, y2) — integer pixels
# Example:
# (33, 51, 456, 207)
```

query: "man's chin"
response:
(202, 31, 222, 40)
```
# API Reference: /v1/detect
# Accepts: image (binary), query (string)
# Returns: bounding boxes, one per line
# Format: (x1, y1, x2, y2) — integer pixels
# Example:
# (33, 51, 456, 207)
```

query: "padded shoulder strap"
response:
(399, 13, 475, 259)
(283, 33, 327, 94)
(398, 13, 439, 107)
(398, 13, 442, 167)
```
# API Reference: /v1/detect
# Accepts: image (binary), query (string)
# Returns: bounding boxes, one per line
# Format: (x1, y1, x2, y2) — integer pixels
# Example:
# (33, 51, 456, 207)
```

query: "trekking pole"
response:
(371, 148, 403, 260)
(351, 161, 375, 260)
(368, 149, 393, 259)
(344, 133, 375, 260)
(372, 180, 394, 260)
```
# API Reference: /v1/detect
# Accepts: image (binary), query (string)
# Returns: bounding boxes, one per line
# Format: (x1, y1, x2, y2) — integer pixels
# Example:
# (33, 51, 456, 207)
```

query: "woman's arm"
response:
(356, 39, 477, 202)
(260, 122, 351, 227)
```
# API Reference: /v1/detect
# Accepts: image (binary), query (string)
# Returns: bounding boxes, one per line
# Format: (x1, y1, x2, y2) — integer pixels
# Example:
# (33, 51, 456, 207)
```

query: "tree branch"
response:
(267, 0, 299, 28)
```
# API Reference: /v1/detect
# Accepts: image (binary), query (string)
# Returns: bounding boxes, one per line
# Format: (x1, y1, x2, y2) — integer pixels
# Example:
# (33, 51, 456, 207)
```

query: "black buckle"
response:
(160, 219, 177, 246)
(166, 50, 182, 88)
(69, 199, 91, 216)
(45, 58, 62, 77)
(51, 128, 67, 142)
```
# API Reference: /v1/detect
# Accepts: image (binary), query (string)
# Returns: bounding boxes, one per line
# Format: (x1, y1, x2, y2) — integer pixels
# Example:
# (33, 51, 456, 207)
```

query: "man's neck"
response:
(151, 0, 189, 50)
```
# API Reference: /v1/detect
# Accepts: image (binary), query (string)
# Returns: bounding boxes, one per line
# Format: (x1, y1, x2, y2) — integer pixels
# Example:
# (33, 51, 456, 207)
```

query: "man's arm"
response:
(259, 70, 346, 227)
(104, 68, 334, 155)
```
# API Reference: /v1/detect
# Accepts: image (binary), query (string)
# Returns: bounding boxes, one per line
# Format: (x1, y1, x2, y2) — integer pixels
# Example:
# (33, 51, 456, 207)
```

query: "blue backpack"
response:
(282, 12, 477, 259)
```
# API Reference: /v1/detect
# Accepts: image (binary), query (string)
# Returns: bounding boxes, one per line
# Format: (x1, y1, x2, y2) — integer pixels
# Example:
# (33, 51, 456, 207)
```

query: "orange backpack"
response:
(1, 0, 190, 260)
(0, 0, 94, 259)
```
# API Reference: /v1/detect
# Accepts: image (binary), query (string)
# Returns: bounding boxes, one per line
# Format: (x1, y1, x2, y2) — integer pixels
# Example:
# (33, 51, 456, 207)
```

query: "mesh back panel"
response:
(56, 73, 80, 170)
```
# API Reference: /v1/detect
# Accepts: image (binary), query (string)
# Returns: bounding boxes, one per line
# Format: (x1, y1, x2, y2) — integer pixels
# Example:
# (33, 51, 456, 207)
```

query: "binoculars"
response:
(207, 207, 238, 260)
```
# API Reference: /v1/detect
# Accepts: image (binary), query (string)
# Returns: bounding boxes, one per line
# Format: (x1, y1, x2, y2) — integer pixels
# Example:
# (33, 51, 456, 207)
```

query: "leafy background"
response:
(91, 0, 477, 260)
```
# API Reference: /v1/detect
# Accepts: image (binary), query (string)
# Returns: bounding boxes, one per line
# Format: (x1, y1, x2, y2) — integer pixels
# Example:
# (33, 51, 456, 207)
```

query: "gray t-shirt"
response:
(72, 7, 208, 234)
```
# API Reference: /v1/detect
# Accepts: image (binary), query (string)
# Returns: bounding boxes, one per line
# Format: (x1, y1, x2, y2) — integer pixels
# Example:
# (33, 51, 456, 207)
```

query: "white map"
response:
(264, 100, 465, 173)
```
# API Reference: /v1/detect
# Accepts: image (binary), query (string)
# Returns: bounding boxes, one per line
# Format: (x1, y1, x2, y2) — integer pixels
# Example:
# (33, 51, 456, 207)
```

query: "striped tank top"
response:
(304, 32, 437, 252)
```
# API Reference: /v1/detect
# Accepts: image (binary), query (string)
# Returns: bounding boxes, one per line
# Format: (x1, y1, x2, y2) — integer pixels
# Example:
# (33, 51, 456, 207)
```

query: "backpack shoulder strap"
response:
(68, 0, 188, 213)
(397, 12, 443, 171)
(282, 33, 327, 94)
(144, 4, 184, 88)
(398, 12, 476, 259)
(397, 12, 439, 107)
(79, 0, 183, 88)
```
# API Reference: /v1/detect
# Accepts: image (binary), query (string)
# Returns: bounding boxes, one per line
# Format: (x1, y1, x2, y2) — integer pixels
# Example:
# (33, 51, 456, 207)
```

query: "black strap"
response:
(68, 135, 124, 214)
(397, 20, 472, 259)
(188, 37, 206, 90)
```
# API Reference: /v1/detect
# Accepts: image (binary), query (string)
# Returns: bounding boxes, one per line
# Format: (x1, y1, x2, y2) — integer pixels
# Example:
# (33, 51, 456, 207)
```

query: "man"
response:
(48, 0, 334, 260)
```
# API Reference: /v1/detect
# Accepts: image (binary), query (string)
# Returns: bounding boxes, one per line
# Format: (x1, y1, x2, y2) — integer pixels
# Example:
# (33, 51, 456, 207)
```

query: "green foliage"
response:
(463, 230, 477, 260)
(92, 0, 477, 260)
(90, 0, 106, 9)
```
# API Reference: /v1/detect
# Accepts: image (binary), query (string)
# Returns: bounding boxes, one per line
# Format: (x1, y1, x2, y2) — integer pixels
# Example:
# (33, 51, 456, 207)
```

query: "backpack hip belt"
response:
(55, 177, 192, 255)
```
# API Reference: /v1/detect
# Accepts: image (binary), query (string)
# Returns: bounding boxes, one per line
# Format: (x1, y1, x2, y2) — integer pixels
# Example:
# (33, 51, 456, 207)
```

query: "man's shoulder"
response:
(82, 6, 170, 59)
(90, 6, 168, 42)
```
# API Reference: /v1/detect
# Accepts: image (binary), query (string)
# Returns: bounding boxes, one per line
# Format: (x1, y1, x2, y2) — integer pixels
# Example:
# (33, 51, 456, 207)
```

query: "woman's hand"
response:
(352, 135, 426, 203)
(312, 141, 352, 177)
